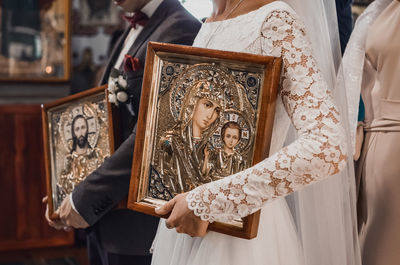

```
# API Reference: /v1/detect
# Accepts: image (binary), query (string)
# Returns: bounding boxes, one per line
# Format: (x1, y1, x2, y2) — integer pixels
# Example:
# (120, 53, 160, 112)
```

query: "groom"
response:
(335, 0, 353, 53)
(45, 0, 201, 264)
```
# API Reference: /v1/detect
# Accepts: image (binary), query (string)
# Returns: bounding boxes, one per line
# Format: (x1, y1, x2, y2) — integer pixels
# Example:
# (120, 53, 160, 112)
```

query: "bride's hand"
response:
(155, 192, 209, 237)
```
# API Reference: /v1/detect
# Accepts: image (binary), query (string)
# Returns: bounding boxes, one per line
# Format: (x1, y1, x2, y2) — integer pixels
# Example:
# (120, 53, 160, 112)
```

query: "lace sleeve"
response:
(186, 10, 347, 223)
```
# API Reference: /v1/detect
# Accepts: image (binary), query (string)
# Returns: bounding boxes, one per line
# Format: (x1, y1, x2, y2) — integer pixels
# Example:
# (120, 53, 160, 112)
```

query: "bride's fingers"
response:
(185, 218, 208, 237)
(179, 222, 208, 237)
(165, 221, 174, 229)
(175, 226, 183, 234)
(163, 194, 188, 229)
(195, 222, 208, 237)
(155, 196, 177, 216)
(165, 217, 178, 230)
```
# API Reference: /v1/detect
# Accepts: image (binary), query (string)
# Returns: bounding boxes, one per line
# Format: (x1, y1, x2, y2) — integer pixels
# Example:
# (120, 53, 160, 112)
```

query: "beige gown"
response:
(357, 1, 400, 264)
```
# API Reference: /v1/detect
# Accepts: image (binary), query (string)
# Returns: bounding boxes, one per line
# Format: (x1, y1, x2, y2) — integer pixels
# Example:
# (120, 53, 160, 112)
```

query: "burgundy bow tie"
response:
(123, 11, 149, 29)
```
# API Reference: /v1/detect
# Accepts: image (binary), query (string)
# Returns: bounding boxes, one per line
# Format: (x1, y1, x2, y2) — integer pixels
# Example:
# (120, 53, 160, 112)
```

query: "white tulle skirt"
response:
(151, 198, 304, 265)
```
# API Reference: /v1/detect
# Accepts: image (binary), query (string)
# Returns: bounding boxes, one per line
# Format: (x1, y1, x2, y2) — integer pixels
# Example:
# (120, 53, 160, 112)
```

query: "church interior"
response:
(0, 0, 373, 264)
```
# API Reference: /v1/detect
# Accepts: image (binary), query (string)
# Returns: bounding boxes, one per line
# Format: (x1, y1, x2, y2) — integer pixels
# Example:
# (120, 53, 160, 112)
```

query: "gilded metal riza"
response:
(147, 60, 263, 198)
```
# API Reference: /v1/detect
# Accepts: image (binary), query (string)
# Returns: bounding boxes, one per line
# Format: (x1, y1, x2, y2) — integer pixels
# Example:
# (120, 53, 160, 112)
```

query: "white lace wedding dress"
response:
(151, 2, 347, 265)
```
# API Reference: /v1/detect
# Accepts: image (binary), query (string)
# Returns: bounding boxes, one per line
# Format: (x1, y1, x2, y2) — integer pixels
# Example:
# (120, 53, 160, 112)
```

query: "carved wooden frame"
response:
(128, 42, 282, 239)
(42, 85, 117, 219)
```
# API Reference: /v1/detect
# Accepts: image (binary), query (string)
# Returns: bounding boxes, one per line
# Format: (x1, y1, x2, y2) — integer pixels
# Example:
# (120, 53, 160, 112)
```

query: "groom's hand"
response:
(155, 192, 209, 237)
(58, 195, 90, 229)
(42, 196, 68, 231)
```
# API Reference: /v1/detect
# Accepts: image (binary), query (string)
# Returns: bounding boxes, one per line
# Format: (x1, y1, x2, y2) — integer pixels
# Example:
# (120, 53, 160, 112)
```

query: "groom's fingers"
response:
(155, 196, 177, 216)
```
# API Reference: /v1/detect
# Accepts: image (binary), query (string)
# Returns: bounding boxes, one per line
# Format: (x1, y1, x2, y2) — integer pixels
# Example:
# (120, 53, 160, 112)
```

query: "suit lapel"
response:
(100, 28, 131, 85)
(100, 0, 177, 84)
(126, 0, 173, 57)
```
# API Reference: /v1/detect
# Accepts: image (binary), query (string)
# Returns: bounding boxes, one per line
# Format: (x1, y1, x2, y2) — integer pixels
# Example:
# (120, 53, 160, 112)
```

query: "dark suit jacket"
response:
(335, 0, 353, 53)
(72, 0, 201, 255)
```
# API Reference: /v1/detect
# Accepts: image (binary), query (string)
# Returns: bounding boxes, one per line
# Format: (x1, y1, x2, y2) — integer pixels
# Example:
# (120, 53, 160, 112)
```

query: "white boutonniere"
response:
(108, 68, 128, 106)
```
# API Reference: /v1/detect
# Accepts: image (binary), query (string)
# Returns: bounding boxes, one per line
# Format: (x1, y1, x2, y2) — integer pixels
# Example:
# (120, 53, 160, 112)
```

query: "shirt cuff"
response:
(69, 193, 80, 215)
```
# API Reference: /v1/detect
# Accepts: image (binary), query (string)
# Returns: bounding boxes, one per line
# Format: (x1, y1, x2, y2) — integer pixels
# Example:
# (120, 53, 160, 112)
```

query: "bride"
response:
(152, 0, 360, 264)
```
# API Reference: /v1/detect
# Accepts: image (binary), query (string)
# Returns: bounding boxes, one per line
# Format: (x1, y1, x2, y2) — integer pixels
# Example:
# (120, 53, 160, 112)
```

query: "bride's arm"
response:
(186, 10, 347, 223)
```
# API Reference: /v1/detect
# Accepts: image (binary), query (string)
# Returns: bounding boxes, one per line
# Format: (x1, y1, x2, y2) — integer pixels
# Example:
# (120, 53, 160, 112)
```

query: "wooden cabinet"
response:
(0, 105, 73, 251)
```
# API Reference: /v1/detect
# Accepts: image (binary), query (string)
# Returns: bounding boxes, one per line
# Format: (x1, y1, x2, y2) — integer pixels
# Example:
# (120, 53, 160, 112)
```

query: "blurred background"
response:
(0, 0, 372, 264)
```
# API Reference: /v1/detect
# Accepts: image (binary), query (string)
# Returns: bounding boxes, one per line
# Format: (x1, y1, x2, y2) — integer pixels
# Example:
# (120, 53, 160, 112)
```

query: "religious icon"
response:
(128, 42, 282, 239)
(42, 86, 116, 218)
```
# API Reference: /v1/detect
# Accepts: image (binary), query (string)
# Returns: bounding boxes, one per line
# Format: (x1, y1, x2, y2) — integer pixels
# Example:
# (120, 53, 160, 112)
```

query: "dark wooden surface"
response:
(0, 105, 74, 251)
(0, 245, 88, 265)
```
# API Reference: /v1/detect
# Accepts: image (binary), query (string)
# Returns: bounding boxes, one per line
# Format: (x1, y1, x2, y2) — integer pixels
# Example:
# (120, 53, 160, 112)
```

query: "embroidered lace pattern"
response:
(186, 10, 347, 223)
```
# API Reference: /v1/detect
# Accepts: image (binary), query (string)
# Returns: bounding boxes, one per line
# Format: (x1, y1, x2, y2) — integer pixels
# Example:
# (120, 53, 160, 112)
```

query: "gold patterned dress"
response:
(356, 1, 400, 264)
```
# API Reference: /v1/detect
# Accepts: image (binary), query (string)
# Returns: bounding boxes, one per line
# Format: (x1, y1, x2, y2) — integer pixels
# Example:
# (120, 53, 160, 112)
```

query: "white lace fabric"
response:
(187, 10, 347, 223)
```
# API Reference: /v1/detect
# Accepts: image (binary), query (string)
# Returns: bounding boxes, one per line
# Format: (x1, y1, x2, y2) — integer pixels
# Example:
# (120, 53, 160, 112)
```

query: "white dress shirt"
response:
(113, 0, 164, 69)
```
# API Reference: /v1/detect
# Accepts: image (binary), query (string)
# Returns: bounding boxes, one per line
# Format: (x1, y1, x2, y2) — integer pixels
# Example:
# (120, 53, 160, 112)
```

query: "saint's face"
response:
(223, 127, 240, 150)
(192, 98, 221, 132)
(73, 117, 88, 148)
(112, 0, 149, 12)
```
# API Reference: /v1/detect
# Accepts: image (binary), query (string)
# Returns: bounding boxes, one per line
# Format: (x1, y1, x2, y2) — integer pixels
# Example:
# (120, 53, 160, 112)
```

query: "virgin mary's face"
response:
(192, 98, 221, 131)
